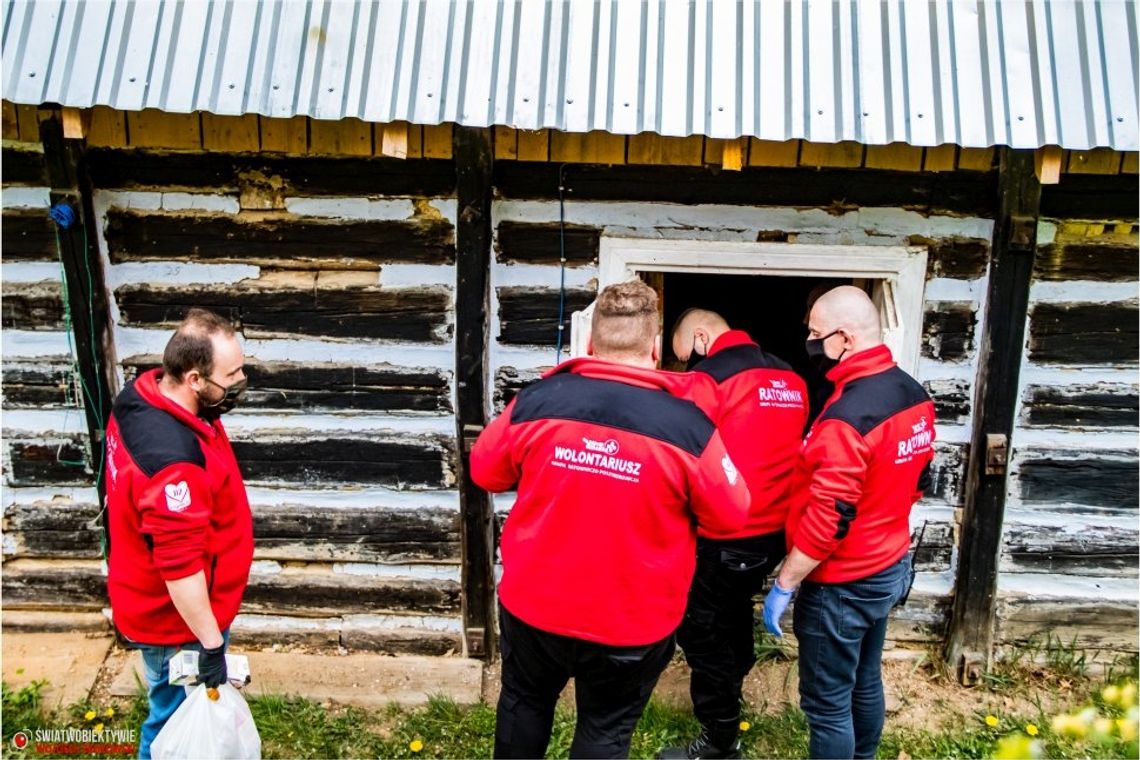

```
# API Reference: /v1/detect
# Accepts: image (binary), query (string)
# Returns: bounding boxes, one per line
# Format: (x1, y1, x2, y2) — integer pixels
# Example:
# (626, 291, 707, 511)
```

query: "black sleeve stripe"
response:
(696, 344, 795, 384)
(819, 367, 932, 436)
(113, 381, 206, 477)
(833, 499, 857, 540)
(510, 373, 716, 458)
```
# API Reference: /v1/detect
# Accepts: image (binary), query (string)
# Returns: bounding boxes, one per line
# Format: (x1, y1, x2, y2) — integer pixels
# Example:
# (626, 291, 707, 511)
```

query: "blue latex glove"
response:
(763, 580, 795, 637)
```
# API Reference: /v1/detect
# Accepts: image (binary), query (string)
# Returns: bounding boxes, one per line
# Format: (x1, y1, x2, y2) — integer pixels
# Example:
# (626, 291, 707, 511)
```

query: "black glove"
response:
(197, 643, 228, 688)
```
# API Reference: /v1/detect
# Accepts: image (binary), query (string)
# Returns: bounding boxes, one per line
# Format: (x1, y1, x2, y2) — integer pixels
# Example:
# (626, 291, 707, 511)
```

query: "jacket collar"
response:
(825, 344, 896, 386)
(544, 357, 680, 393)
(134, 368, 218, 439)
(707, 329, 756, 356)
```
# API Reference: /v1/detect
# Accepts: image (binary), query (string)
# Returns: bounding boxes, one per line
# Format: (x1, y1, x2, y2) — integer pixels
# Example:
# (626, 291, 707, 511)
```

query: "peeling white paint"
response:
(161, 192, 240, 213)
(104, 262, 262, 288)
(93, 190, 163, 210)
(284, 197, 415, 219)
(494, 200, 993, 240)
(1019, 365, 1139, 386)
(916, 358, 977, 383)
(493, 263, 599, 288)
(1036, 221, 1058, 246)
(379, 264, 456, 288)
(2, 186, 51, 208)
(910, 570, 954, 595)
(931, 423, 972, 445)
(341, 613, 462, 632)
(431, 199, 458, 223)
(1, 261, 65, 283)
(923, 277, 987, 302)
(231, 613, 340, 631)
(1, 409, 90, 435)
(250, 560, 283, 575)
(2, 486, 99, 505)
(1003, 506, 1139, 530)
(332, 562, 460, 582)
(998, 572, 1138, 600)
(2, 534, 19, 554)
(1011, 429, 1140, 451)
(491, 346, 561, 372)
(1029, 283, 1140, 303)
(223, 413, 454, 436)
(247, 486, 460, 510)
(0, 329, 72, 359)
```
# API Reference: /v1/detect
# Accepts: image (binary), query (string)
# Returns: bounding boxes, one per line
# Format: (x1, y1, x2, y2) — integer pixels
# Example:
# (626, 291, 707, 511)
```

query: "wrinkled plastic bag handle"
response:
(150, 682, 261, 760)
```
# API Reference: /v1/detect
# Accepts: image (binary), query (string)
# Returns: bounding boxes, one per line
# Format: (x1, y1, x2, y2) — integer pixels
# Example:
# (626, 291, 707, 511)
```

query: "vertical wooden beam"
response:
(945, 149, 1042, 683)
(37, 106, 117, 500)
(453, 126, 495, 659)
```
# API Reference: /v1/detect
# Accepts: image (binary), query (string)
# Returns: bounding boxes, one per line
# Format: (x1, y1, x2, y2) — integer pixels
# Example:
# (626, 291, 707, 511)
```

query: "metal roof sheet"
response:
(3, 0, 1137, 151)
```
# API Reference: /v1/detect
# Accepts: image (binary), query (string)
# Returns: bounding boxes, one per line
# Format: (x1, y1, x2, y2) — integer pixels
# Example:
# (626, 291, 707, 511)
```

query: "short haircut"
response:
(162, 308, 236, 381)
(591, 280, 658, 357)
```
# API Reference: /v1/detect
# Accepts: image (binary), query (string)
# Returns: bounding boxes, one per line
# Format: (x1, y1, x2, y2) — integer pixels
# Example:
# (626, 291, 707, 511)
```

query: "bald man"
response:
(663, 309, 807, 760)
(762, 286, 936, 759)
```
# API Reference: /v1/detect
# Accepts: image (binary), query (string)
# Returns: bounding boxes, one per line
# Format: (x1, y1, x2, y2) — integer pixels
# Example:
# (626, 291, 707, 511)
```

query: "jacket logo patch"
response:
(896, 418, 934, 462)
(721, 454, 739, 486)
(164, 481, 191, 512)
(758, 378, 805, 409)
(552, 444, 641, 483)
(582, 437, 620, 455)
(912, 417, 929, 435)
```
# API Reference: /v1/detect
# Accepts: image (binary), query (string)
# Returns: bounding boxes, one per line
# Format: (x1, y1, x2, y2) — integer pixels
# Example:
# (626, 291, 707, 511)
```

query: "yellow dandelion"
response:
(1116, 717, 1138, 742)
(409, 739, 424, 753)
(739, 721, 751, 732)
(1052, 713, 1087, 739)
(1025, 724, 1038, 736)
(1122, 682, 1138, 707)
(84, 710, 96, 721)
(93, 723, 104, 734)
(1103, 685, 1121, 705)
(1093, 717, 1114, 738)
(104, 707, 115, 717)
(985, 715, 1000, 727)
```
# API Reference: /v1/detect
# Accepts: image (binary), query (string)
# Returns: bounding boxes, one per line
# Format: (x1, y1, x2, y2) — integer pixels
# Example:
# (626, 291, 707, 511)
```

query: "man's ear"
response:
(184, 368, 203, 391)
(652, 335, 662, 365)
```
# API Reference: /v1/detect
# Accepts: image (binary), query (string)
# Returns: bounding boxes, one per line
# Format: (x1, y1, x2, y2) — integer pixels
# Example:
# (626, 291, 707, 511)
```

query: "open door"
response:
(570, 300, 595, 358)
(872, 278, 906, 363)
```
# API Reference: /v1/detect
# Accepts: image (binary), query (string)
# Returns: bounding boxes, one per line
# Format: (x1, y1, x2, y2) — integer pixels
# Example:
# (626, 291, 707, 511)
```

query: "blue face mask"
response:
(805, 330, 844, 374)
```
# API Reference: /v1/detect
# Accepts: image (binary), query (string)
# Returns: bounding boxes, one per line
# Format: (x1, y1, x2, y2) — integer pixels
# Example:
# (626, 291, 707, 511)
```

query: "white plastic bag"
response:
(151, 683, 261, 760)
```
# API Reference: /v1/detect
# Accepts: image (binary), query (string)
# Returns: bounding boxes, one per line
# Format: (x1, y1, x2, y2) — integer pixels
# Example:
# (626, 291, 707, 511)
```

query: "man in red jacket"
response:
(105, 308, 253, 759)
(763, 286, 935, 759)
(471, 281, 749, 759)
(662, 309, 807, 759)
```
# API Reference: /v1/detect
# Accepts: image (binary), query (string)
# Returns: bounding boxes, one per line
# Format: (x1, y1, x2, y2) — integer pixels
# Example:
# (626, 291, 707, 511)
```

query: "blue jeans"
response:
(134, 631, 229, 760)
(793, 558, 910, 759)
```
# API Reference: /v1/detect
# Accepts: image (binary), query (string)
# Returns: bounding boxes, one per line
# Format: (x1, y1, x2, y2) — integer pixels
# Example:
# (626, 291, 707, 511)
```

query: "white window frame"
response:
(572, 238, 929, 373)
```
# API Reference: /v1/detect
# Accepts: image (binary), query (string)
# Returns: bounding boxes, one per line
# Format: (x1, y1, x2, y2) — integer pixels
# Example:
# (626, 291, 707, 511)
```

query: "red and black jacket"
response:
(786, 345, 935, 584)
(684, 330, 809, 539)
(471, 358, 750, 646)
(105, 369, 254, 645)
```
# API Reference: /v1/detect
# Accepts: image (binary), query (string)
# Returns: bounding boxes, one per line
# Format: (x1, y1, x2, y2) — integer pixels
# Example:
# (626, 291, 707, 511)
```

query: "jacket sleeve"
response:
(687, 429, 751, 535)
(792, 418, 871, 561)
(470, 399, 521, 493)
(137, 462, 213, 581)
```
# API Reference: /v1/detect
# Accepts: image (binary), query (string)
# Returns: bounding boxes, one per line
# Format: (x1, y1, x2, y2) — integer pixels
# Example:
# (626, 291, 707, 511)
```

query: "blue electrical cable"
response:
(554, 164, 568, 362)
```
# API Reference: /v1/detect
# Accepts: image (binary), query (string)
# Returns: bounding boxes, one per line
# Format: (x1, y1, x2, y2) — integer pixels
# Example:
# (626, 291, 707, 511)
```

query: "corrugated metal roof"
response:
(3, 0, 1137, 151)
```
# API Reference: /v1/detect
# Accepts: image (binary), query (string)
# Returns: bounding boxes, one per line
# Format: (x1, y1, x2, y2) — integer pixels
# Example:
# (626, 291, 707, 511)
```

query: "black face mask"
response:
(685, 335, 709, 371)
(198, 377, 247, 420)
(805, 330, 844, 374)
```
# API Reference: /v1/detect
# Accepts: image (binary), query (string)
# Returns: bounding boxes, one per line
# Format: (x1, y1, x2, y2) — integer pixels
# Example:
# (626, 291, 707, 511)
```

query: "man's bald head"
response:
(807, 285, 883, 362)
(671, 308, 730, 362)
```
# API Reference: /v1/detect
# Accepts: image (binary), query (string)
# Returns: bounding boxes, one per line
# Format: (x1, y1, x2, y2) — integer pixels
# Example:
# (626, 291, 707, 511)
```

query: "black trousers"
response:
(495, 605, 675, 759)
(676, 531, 787, 725)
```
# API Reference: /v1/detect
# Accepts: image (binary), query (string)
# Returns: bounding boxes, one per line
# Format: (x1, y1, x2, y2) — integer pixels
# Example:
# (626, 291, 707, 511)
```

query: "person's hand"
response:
(762, 580, 795, 637)
(197, 643, 228, 688)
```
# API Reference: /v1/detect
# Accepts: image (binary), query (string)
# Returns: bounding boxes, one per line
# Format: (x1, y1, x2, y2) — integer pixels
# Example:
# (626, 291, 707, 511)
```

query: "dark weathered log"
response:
(115, 282, 453, 342)
(924, 379, 972, 424)
(1003, 522, 1138, 577)
(494, 367, 542, 414)
(242, 572, 460, 617)
(252, 504, 460, 563)
(497, 286, 596, 346)
(86, 149, 457, 196)
(918, 237, 991, 280)
(2, 208, 58, 261)
(496, 222, 601, 265)
(887, 589, 951, 643)
(231, 437, 455, 488)
(7, 441, 93, 486)
(341, 619, 462, 655)
(995, 597, 1139, 652)
(927, 443, 968, 506)
(1, 147, 49, 186)
(1040, 174, 1140, 221)
(104, 208, 455, 267)
(1, 561, 107, 609)
(1018, 454, 1139, 509)
(921, 303, 975, 361)
(1, 363, 78, 407)
(1023, 384, 1139, 428)
(1035, 241, 1140, 282)
(1028, 302, 1139, 365)
(1, 285, 65, 329)
(494, 163, 998, 216)
(912, 521, 954, 573)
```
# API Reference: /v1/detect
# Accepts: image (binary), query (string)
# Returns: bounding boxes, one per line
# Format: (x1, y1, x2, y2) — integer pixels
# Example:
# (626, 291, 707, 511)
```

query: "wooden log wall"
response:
(1, 143, 467, 654)
(996, 211, 1139, 652)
